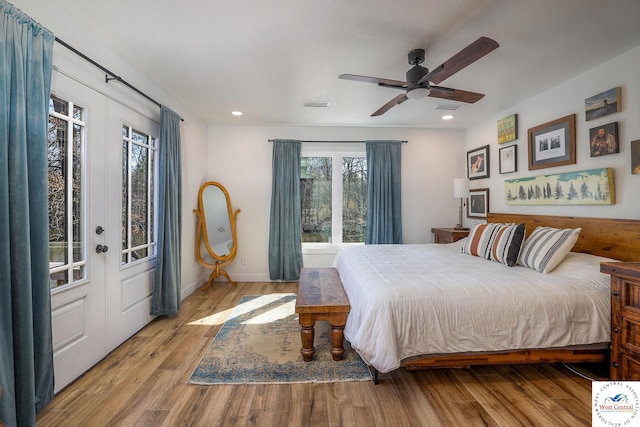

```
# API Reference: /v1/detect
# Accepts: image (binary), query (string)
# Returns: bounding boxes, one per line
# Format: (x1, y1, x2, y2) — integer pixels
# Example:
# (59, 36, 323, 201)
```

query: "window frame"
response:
(301, 143, 366, 254)
(48, 95, 88, 290)
(121, 124, 158, 266)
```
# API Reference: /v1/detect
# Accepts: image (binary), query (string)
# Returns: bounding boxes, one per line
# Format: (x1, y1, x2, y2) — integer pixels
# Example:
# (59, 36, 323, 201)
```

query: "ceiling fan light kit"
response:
(406, 87, 430, 99)
(339, 36, 499, 116)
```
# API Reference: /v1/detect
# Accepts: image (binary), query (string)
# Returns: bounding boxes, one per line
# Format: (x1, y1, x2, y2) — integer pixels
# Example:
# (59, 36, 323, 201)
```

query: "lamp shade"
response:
(453, 178, 469, 198)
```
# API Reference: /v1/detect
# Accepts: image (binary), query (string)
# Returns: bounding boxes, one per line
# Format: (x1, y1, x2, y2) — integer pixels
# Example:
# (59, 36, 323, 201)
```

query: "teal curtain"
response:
(0, 1, 56, 425)
(151, 106, 182, 315)
(268, 140, 303, 280)
(365, 140, 403, 244)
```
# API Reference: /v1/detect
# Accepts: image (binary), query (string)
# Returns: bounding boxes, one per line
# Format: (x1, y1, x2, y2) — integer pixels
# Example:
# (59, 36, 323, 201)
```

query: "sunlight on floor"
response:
(187, 293, 295, 326)
(242, 300, 296, 324)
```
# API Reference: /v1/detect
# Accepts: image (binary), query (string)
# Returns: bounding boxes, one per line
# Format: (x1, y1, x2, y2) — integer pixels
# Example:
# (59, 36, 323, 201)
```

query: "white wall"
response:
(465, 46, 640, 222)
(207, 126, 466, 281)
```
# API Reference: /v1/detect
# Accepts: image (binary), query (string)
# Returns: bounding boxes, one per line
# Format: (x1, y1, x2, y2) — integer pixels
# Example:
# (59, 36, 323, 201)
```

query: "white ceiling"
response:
(47, 0, 640, 128)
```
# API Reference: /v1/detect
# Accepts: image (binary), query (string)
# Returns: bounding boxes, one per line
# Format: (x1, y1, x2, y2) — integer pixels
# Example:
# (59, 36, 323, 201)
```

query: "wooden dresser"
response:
(431, 227, 469, 244)
(600, 262, 640, 380)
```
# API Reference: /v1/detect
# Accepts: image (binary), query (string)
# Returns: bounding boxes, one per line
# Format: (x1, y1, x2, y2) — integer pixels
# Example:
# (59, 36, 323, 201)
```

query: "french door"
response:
(48, 70, 158, 392)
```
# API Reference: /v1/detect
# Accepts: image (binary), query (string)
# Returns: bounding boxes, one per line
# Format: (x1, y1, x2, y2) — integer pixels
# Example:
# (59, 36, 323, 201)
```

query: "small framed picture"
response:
(585, 87, 621, 121)
(632, 140, 640, 175)
(589, 122, 619, 157)
(468, 188, 489, 219)
(497, 114, 518, 144)
(467, 145, 490, 180)
(528, 114, 576, 170)
(499, 145, 517, 174)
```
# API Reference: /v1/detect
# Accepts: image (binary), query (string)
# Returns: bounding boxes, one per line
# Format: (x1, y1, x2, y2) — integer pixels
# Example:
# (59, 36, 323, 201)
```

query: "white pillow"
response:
(518, 226, 581, 273)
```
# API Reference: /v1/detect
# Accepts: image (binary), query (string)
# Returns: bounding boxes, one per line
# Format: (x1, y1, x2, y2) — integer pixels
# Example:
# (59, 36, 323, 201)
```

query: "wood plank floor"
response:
(36, 281, 604, 426)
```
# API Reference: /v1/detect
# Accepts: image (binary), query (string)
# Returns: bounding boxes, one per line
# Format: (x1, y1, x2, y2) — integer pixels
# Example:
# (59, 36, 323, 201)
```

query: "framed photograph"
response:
(497, 114, 518, 144)
(632, 140, 640, 175)
(589, 122, 619, 157)
(499, 144, 517, 174)
(467, 145, 490, 180)
(468, 188, 489, 219)
(528, 114, 576, 171)
(585, 87, 621, 121)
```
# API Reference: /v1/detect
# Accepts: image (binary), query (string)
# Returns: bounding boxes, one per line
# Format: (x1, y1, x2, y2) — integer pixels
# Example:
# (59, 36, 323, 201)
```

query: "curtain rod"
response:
(54, 37, 184, 122)
(268, 140, 408, 143)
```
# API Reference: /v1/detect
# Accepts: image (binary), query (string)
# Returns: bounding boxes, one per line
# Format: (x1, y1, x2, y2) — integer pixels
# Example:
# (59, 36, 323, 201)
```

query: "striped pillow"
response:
(518, 226, 581, 273)
(462, 223, 503, 259)
(488, 223, 526, 266)
(463, 223, 525, 266)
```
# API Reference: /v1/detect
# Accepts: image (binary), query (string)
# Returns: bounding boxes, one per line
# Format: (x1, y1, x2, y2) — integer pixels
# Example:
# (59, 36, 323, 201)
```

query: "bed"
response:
(332, 213, 640, 374)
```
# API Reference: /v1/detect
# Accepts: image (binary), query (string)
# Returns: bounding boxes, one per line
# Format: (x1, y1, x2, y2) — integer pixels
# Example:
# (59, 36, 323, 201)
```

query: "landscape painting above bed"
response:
(332, 213, 640, 375)
(505, 167, 614, 205)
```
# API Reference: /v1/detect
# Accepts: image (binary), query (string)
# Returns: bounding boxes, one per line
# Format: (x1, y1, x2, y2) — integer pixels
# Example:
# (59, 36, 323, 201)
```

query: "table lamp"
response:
(453, 178, 469, 230)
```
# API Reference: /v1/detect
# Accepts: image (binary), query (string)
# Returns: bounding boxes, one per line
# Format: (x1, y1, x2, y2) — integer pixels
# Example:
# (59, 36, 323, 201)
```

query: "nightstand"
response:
(431, 227, 469, 244)
(600, 262, 640, 380)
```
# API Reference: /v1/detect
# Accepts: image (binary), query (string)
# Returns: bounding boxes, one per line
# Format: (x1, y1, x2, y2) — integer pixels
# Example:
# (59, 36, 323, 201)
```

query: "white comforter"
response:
(332, 241, 613, 373)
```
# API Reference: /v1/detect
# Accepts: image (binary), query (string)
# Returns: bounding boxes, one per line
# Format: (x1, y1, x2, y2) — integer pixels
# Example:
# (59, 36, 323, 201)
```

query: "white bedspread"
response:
(332, 241, 613, 373)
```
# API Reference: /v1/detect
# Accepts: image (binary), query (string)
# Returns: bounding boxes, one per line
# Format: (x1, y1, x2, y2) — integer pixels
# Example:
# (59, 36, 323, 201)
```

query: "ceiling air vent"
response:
(435, 105, 461, 111)
(302, 100, 331, 108)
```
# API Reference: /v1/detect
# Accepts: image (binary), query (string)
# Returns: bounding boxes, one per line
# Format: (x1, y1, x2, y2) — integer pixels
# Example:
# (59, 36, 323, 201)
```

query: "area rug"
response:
(188, 293, 372, 384)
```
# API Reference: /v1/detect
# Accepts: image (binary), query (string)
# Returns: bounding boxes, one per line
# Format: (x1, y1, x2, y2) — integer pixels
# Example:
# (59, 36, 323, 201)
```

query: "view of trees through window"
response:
(121, 126, 156, 264)
(48, 95, 85, 288)
(342, 157, 367, 243)
(300, 155, 367, 244)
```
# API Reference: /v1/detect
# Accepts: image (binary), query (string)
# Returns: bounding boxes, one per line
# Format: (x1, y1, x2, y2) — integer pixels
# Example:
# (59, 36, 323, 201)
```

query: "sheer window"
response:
(122, 125, 157, 264)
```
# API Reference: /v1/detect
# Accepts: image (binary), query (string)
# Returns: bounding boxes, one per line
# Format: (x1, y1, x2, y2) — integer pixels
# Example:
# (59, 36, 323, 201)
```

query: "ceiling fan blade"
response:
(429, 86, 485, 103)
(371, 94, 409, 116)
(339, 74, 407, 89)
(418, 36, 499, 85)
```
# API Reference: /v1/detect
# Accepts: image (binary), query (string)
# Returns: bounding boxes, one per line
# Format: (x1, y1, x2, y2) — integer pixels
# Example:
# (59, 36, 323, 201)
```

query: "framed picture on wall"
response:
(632, 140, 640, 175)
(499, 144, 517, 174)
(528, 114, 576, 170)
(468, 188, 489, 219)
(497, 114, 518, 144)
(585, 87, 621, 121)
(589, 122, 619, 157)
(467, 145, 490, 180)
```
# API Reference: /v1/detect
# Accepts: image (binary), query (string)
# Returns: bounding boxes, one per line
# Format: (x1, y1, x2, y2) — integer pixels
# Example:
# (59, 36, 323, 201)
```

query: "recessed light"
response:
(442, 114, 454, 120)
(231, 111, 243, 116)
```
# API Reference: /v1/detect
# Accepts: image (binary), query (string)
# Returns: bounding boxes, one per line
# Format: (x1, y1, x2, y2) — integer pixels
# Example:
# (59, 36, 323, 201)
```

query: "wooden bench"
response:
(295, 267, 350, 361)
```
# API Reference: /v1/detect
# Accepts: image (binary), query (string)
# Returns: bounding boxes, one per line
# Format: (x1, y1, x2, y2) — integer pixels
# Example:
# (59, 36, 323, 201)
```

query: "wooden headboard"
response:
(487, 213, 640, 262)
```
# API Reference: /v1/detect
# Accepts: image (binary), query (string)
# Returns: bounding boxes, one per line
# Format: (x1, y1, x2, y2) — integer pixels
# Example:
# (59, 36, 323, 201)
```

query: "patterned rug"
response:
(188, 293, 372, 384)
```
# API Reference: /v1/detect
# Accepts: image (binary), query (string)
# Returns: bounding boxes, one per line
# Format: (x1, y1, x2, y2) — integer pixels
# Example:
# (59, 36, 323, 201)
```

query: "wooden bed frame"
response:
(400, 212, 640, 371)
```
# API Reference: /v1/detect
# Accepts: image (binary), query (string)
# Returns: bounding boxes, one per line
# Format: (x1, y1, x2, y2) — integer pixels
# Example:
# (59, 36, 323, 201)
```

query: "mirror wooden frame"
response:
(193, 181, 241, 289)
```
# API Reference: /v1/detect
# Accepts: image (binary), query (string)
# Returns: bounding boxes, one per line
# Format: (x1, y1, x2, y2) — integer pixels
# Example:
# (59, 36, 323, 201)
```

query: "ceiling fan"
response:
(339, 36, 499, 116)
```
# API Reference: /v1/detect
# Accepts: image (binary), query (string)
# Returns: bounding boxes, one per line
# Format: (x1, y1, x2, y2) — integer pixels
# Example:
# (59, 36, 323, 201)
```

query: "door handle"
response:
(96, 244, 109, 254)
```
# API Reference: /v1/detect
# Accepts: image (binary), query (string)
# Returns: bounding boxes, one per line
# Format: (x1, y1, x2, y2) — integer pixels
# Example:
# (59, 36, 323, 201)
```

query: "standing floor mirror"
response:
(193, 181, 241, 289)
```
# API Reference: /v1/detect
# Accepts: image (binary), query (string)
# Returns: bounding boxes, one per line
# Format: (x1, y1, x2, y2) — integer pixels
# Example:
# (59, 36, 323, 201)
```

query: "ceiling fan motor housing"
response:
(406, 65, 429, 85)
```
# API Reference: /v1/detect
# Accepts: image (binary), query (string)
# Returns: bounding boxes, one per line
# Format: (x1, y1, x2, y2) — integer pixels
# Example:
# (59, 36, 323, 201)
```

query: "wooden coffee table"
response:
(295, 268, 351, 361)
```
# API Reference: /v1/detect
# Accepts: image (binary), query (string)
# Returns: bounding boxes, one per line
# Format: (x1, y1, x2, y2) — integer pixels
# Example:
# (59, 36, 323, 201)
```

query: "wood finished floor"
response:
(36, 281, 602, 426)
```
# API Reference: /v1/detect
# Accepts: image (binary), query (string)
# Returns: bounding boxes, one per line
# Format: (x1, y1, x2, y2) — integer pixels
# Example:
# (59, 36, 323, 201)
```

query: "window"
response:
(121, 125, 157, 264)
(301, 148, 367, 245)
(48, 95, 85, 288)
